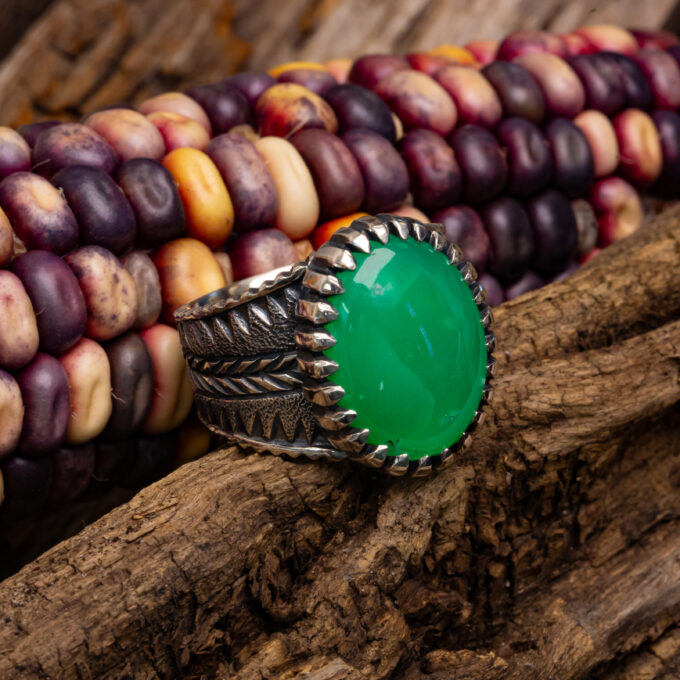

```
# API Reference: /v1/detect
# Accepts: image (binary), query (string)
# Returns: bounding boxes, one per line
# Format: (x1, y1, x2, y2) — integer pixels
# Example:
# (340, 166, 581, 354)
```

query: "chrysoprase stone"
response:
(323, 234, 487, 460)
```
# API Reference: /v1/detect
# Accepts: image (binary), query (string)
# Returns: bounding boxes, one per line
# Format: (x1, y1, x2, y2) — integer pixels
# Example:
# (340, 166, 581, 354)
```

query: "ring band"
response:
(175, 214, 496, 476)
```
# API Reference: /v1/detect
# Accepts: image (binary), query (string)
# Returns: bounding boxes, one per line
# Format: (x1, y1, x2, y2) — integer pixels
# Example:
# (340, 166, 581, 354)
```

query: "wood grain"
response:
(0, 205, 679, 679)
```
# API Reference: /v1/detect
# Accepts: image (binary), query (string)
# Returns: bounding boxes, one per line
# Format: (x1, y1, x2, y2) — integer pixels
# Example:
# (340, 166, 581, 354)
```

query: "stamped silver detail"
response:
(175, 261, 306, 322)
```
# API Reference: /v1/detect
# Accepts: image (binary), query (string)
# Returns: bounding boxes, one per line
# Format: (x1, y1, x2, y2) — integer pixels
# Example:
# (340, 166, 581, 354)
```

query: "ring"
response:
(175, 214, 496, 476)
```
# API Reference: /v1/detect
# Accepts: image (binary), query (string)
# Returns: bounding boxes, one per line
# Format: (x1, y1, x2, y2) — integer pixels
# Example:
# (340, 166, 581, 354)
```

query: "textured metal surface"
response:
(195, 391, 319, 445)
(178, 279, 303, 357)
(176, 214, 496, 475)
(175, 262, 307, 322)
(175, 260, 340, 459)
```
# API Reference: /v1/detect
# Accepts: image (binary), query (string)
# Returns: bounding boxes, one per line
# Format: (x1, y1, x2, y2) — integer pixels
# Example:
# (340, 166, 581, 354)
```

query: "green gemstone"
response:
(323, 234, 487, 460)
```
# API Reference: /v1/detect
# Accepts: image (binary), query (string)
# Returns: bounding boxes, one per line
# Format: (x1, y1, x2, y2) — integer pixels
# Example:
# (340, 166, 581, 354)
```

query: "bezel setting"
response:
(294, 214, 496, 477)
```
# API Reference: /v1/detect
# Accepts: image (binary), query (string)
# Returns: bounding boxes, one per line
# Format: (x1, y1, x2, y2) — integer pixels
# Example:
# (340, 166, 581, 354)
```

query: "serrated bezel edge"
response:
(175, 260, 308, 322)
(294, 213, 496, 477)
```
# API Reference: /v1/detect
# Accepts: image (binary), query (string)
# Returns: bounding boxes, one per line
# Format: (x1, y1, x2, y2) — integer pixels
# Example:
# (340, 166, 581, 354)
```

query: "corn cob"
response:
(0, 22, 678, 523)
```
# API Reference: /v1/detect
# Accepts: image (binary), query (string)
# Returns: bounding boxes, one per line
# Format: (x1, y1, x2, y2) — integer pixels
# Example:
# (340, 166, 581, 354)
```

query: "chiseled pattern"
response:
(177, 273, 328, 453)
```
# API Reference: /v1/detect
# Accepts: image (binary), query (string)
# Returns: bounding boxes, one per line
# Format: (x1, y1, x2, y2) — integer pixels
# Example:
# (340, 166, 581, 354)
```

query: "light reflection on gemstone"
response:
(354, 248, 395, 291)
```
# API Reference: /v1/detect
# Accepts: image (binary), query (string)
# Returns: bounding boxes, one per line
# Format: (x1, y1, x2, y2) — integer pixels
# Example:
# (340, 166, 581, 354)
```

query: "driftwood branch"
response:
(0, 205, 678, 679)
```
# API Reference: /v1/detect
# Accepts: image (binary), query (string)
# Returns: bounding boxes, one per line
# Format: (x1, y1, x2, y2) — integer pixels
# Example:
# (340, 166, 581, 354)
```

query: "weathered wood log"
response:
(0, 204, 679, 679)
(0, 0, 678, 127)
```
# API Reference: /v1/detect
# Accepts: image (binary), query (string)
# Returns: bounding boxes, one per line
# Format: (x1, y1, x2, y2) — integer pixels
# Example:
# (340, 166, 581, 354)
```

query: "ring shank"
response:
(175, 262, 342, 461)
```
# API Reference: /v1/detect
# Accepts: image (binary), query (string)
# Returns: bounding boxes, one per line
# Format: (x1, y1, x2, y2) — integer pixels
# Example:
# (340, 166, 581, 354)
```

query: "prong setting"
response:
(470, 280, 487, 304)
(363, 217, 390, 244)
(316, 407, 358, 431)
(428, 229, 447, 252)
(296, 299, 338, 324)
(458, 261, 478, 284)
(384, 453, 411, 476)
(331, 228, 372, 254)
(297, 352, 339, 379)
(294, 329, 336, 351)
(487, 356, 498, 378)
(303, 382, 345, 406)
(303, 269, 344, 295)
(295, 214, 496, 475)
(313, 246, 357, 272)
(446, 243, 464, 265)
(479, 304, 493, 329)
(382, 214, 411, 240)
(411, 221, 429, 242)
(411, 456, 433, 477)
(327, 428, 370, 454)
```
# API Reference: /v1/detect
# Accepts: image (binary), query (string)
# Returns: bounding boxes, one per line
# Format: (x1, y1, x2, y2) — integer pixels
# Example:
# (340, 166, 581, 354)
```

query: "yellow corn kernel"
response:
(390, 205, 429, 222)
(152, 237, 227, 325)
(60, 338, 113, 445)
(175, 415, 212, 467)
(311, 212, 369, 249)
(429, 44, 477, 65)
(268, 61, 329, 77)
(162, 148, 234, 250)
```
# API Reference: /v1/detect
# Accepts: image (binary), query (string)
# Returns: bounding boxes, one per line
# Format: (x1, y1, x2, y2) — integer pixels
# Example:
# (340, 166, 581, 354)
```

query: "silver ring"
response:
(175, 214, 496, 477)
